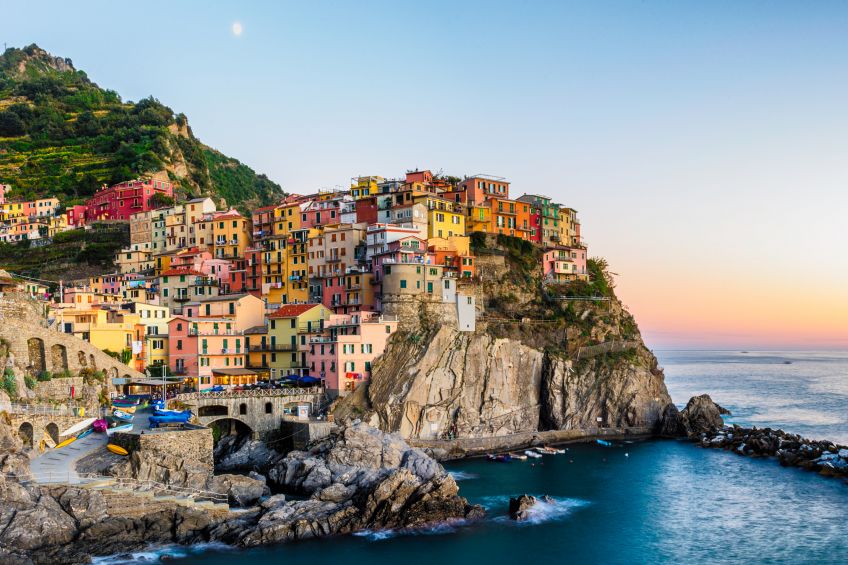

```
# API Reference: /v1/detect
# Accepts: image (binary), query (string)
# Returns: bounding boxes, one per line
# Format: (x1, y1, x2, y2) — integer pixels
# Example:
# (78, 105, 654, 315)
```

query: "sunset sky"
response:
(6, 1, 847, 349)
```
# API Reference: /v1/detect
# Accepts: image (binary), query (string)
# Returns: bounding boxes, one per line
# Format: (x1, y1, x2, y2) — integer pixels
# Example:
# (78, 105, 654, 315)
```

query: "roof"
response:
(243, 325, 268, 335)
(267, 303, 321, 319)
(160, 268, 206, 277)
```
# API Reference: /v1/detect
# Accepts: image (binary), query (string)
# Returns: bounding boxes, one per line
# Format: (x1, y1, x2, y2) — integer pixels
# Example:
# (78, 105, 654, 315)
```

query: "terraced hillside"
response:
(0, 44, 282, 209)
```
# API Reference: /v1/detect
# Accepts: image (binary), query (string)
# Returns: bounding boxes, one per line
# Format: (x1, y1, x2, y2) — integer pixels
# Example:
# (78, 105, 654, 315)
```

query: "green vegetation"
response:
(548, 257, 615, 298)
(24, 375, 36, 389)
(79, 368, 105, 384)
(2, 368, 17, 397)
(0, 222, 128, 278)
(36, 370, 52, 382)
(0, 44, 283, 206)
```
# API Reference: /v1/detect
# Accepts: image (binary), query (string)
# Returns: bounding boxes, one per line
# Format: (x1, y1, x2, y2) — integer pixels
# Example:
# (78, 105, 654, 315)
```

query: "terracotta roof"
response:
(160, 268, 206, 277)
(267, 303, 321, 318)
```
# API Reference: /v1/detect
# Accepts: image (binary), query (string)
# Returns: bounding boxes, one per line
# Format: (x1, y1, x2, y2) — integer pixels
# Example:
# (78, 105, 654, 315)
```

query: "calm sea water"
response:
(110, 351, 848, 564)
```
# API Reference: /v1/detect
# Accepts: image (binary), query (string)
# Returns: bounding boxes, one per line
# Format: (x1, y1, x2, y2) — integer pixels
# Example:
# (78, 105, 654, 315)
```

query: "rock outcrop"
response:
(508, 494, 537, 521)
(356, 291, 673, 442)
(0, 423, 481, 563)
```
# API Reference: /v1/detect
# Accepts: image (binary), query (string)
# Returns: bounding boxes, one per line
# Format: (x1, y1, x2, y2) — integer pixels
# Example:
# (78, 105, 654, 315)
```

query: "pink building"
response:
(307, 311, 398, 395)
(66, 205, 88, 227)
(301, 197, 347, 229)
(542, 246, 588, 283)
(85, 178, 173, 221)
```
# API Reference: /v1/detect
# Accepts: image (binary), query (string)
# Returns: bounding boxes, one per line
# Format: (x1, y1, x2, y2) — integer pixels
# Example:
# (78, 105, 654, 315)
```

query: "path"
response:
(30, 431, 109, 484)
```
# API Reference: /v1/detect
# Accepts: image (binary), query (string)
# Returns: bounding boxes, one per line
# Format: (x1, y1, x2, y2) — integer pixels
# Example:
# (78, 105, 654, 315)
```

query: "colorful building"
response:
(266, 303, 332, 379)
(85, 177, 173, 221)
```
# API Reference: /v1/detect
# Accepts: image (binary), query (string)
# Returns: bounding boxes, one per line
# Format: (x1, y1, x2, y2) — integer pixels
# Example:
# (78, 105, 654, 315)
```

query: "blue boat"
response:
(596, 439, 612, 447)
(149, 410, 192, 428)
(112, 409, 134, 422)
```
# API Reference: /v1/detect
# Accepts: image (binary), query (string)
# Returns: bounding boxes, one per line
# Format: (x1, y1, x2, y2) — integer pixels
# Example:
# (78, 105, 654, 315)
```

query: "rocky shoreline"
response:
(0, 420, 482, 565)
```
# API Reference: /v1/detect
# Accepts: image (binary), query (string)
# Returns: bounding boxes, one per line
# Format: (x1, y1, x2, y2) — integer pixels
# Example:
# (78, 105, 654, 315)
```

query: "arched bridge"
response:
(175, 388, 326, 438)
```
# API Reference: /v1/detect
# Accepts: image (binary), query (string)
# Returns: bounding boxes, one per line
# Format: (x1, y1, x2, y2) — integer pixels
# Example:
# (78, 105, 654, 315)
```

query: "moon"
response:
(232, 21, 243, 37)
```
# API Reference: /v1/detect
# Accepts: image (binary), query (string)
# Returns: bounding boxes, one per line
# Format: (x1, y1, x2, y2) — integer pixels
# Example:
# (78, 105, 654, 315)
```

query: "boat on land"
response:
(149, 410, 192, 428)
(55, 437, 77, 449)
(111, 404, 136, 414)
(112, 409, 134, 422)
(508, 452, 528, 460)
(524, 450, 543, 459)
(106, 423, 133, 436)
(92, 419, 108, 433)
(77, 428, 94, 440)
(486, 454, 512, 463)
(106, 444, 129, 456)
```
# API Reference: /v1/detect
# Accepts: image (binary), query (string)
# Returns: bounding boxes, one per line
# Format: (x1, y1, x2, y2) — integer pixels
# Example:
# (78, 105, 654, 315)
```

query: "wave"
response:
(91, 542, 233, 564)
(479, 494, 589, 525)
(353, 522, 463, 541)
(447, 470, 478, 481)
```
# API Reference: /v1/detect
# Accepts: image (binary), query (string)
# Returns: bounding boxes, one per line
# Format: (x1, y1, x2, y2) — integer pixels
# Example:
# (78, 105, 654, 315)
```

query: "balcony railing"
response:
(247, 343, 295, 352)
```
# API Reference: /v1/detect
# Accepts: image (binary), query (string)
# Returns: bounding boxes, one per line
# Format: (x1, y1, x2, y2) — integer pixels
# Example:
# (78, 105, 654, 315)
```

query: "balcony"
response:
(247, 343, 295, 352)
(174, 296, 190, 303)
(326, 256, 342, 263)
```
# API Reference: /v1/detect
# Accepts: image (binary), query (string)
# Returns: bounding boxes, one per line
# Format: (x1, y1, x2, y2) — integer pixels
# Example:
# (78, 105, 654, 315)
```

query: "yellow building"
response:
(416, 195, 466, 239)
(350, 175, 383, 199)
(244, 325, 270, 379)
(266, 303, 331, 379)
(259, 203, 312, 306)
(146, 335, 169, 370)
(210, 210, 251, 260)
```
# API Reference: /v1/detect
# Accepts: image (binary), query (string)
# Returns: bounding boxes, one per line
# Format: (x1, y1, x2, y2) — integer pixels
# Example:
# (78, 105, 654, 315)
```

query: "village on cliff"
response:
(0, 170, 588, 397)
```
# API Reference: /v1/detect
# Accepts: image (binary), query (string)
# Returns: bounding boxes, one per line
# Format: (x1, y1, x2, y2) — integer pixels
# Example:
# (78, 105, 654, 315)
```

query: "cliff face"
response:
(347, 245, 673, 442)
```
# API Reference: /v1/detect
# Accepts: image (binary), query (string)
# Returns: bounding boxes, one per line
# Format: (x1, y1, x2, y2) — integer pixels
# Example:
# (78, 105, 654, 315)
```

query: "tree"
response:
(0, 111, 25, 136)
(150, 192, 175, 209)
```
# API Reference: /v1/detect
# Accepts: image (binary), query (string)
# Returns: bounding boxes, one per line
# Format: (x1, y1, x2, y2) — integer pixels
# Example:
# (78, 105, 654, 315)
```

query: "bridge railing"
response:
(176, 387, 322, 400)
(2, 471, 229, 505)
(4, 403, 75, 416)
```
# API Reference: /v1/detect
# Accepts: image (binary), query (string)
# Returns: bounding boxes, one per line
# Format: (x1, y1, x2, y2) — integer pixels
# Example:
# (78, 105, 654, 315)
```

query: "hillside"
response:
(0, 44, 283, 208)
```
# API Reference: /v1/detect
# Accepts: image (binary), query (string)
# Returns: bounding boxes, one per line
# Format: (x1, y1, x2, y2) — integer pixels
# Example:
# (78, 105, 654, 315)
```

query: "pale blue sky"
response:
(4, 1, 847, 348)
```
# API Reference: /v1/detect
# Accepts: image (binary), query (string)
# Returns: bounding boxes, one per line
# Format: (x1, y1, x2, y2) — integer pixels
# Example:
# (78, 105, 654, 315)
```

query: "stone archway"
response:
(51, 344, 68, 372)
(18, 422, 33, 448)
(78, 351, 87, 367)
(109, 367, 118, 379)
(198, 405, 228, 417)
(27, 338, 45, 373)
(89, 354, 96, 369)
(206, 417, 253, 444)
(45, 423, 59, 445)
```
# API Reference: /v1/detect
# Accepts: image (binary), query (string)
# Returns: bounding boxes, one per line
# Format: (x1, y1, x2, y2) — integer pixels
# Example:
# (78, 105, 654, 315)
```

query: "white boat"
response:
(535, 446, 565, 455)
(508, 452, 528, 460)
(524, 450, 542, 459)
(59, 417, 96, 437)
(106, 423, 133, 436)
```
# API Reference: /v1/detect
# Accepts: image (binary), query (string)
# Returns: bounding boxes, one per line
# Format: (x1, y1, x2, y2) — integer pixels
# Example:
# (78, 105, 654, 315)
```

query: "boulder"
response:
(656, 403, 685, 437)
(680, 394, 726, 435)
(508, 494, 536, 521)
(210, 473, 269, 507)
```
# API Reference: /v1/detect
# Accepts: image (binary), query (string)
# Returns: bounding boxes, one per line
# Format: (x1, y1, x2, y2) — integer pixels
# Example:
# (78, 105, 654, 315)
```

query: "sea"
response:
(100, 350, 848, 564)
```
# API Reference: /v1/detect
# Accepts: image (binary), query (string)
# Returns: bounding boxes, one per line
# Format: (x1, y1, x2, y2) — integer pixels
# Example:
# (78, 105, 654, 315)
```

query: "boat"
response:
(111, 398, 139, 407)
(486, 454, 512, 463)
(106, 423, 133, 436)
(59, 417, 96, 437)
(77, 428, 94, 439)
(106, 444, 129, 456)
(112, 409, 134, 422)
(92, 419, 108, 433)
(535, 446, 565, 455)
(148, 410, 192, 428)
(111, 404, 136, 414)
(596, 439, 612, 447)
(55, 437, 77, 449)
(524, 450, 542, 459)
(508, 452, 528, 460)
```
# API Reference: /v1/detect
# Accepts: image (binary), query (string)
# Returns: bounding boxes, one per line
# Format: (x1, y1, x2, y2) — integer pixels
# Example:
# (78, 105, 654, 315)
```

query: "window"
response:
(265, 402, 272, 414)
(239, 403, 247, 415)
(400, 279, 407, 289)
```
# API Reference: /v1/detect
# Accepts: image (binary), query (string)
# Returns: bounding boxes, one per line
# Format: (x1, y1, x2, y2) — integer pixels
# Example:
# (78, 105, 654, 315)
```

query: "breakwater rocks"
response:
(694, 426, 848, 479)
(0, 422, 482, 564)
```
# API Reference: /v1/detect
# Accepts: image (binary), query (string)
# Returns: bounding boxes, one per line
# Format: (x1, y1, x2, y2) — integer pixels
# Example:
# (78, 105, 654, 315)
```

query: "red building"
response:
(85, 178, 173, 221)
(66, 205, 88, 227)
(355, 197, 378, 224)
(529, 210, 542, 243)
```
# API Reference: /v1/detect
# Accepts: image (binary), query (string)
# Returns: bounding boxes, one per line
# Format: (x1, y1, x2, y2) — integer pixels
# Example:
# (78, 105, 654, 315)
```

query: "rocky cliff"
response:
(338, 242, 673, 443)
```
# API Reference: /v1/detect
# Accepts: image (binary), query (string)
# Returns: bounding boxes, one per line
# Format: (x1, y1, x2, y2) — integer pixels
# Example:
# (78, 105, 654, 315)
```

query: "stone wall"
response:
(111, 427, 214, 469)
(0, 292, 143, 399)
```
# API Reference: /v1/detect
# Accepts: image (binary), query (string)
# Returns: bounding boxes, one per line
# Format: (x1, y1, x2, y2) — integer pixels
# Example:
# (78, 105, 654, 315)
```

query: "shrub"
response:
(37, 370, 53, 382)
(1, 371, 17, 398)
(24, 376, 36, 389)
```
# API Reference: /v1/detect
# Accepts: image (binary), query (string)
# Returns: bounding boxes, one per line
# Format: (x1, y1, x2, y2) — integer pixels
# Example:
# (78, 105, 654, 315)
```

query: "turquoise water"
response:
(139, 351, 848, 564)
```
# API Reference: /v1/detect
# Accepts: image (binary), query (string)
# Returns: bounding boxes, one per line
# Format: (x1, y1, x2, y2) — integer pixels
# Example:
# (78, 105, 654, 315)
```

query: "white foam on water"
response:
(353, 521, 464, 542)
(448, 470, 478, 481)
(92, 542, 233, 564)
(486, 495, 590, 526)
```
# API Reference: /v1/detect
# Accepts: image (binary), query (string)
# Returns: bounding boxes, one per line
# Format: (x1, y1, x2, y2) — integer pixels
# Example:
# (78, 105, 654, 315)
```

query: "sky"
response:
(4, 1, 847, 349)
